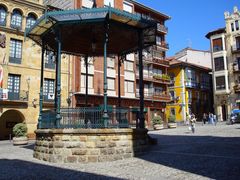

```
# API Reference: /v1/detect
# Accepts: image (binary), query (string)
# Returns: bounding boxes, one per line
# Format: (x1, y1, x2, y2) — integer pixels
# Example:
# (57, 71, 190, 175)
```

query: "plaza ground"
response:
(0, 122, 240, 179)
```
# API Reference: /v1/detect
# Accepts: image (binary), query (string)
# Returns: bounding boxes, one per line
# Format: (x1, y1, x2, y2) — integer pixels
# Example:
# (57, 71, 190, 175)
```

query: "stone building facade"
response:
(0, 0, 72, 139)
(206, 6, 240, 121)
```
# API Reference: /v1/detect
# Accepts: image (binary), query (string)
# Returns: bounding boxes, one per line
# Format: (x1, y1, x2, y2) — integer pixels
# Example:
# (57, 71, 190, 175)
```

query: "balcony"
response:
(200, 83, 211, 90)
(233, 64, 240, 73)
(157, 24, 168, 33)
(234, 84, 240, 93)
(136, 90, 171, 102)
(232, 44, 240, 54)
(185, 80, 200, 88)
(156, 42, 169, 50)
(135, 73, 171, 85)
(152, 74, 171, 84)
(135, 49, 169, 67)
(213, 46, 223, 52)
(0, 89, 29, 107)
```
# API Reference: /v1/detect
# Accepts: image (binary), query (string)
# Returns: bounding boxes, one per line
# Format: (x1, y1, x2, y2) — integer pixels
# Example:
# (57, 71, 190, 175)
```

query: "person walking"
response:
(209, 112, 214, 125)
(202, 113, 207, 125)
(190, 113, 196, 133)
(213, 114, 217, 126)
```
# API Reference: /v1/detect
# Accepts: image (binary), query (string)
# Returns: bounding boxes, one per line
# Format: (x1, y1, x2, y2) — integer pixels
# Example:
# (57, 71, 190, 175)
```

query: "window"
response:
(236, 36, 240, 50)
(104, 0, 114, 7)
(153, 68, 162, 75)
(231, 23, 234, 32)
(169, 90, 175, 99)
(170, 108, 175, 116)
(0, 6, 7, 26)
(11, 9, 22, 29)
(188, 90, 192, 103)
(107, 57, 115, 69)
(216, 76, 226, 90)
(235, 20, 239, 31)
(156, 36, 162, 45)
(43, 79, 55, 101)
(81, 74, 93, 88)
(9, 39, 22, 64)
(26, 13, 37, 29)
(124, 81, 134, 93)
(212, 38, 223, 52)
(45, 51, 55, 69)
(154, 87, 163, 95)
(123, 1, 133, 13)
(214, 56, 224, 71)
(8, 74, 20, 100)
(124, 60, 133, 71)
(107, 78, 115, 90)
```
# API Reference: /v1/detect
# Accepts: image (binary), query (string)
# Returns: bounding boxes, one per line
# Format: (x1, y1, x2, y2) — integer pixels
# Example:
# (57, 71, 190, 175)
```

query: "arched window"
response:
(0, 5, 7, 26)
(11, 9, 22, 29)
(26, 13, 37, 29)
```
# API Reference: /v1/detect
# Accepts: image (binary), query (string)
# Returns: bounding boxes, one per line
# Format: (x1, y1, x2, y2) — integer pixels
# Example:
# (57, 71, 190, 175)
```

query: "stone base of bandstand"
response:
(33, 128, 149, 163)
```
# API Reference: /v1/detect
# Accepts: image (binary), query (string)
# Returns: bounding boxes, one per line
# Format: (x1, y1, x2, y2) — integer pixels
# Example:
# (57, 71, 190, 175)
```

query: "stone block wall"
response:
(34, 128, 148, 163)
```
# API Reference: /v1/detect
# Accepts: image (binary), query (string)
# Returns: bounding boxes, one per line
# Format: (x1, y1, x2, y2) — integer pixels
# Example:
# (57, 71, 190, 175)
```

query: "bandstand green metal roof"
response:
(25, 7, 157, 56)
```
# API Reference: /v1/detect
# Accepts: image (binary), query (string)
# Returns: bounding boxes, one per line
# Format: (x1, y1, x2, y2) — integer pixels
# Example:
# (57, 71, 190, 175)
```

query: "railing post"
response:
(56, 30, 62, 128)
(118, 56, 122, 124)
(103, 20, 109, 127)
(138, 30, 145, 129)
(38, 39, 45, 129)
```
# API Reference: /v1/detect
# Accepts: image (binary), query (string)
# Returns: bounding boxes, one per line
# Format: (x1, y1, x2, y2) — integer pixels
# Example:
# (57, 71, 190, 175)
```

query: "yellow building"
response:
(0, 0, 72, 139)
(166, 59, 213, 122)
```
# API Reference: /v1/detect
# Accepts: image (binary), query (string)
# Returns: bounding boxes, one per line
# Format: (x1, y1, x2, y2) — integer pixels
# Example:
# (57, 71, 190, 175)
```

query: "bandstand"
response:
(26, 6, 157, 163)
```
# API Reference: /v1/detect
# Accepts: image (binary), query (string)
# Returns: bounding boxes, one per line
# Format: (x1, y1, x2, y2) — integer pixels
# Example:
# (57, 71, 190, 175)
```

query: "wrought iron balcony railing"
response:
(157, 24, 168, 33)
(7, 90, 29, 101)
(232, 44, 240, 53)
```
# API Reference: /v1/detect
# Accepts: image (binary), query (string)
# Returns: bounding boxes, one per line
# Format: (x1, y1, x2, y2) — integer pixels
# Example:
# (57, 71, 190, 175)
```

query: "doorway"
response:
(221, 105, 227, 121)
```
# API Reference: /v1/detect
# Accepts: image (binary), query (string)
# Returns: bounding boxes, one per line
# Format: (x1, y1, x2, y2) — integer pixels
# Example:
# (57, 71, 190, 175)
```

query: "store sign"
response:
(0, 88, 8, 100)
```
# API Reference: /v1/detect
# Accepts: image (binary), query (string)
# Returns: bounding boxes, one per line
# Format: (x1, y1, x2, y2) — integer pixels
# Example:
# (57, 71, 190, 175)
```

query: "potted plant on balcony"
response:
(152, 115, 164, 130)
(12, 123, 28, 145)
(168, 115, 177, 128)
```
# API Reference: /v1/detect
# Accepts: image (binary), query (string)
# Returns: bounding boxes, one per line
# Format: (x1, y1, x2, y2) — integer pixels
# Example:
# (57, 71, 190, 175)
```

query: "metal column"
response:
(103, 21, 109, 127)
(38, 40, 45, 129)
(56, 31, 62, 128)
(138, 30, 145, 129)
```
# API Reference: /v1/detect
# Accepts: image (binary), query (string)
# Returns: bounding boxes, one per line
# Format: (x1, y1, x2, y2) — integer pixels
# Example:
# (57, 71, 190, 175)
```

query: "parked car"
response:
(230, 109, 240, 124)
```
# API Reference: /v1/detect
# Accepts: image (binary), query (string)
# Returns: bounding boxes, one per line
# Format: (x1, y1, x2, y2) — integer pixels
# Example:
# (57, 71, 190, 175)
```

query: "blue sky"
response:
(137, 0, 239, 56)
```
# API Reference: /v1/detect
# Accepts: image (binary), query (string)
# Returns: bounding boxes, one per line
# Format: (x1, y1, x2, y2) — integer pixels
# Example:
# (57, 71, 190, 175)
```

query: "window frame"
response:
(26, 13, 37, 29)
(11, 9, 22, 29)
(81, 74, 94, 89)
(0, 6, 7, 26)
(214, 56, 225, 71)
(107, 78, 115, 90)
(124, 80, 134, 93)
(215, 76, 226, 90)
(43, 78, 55, 101)
(9, 38, 22, 64)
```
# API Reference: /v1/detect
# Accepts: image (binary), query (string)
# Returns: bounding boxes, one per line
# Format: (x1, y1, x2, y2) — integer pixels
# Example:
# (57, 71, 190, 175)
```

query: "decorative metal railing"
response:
(41, 107, 130, 129)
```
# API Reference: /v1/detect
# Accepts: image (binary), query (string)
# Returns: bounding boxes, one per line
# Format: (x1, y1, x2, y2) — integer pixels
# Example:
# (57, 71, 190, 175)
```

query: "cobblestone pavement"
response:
(0, 122, 240, 180)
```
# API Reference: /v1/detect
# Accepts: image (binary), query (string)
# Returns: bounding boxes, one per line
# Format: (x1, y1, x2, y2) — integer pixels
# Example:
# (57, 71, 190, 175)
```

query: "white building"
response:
(175, 47, 212, 69)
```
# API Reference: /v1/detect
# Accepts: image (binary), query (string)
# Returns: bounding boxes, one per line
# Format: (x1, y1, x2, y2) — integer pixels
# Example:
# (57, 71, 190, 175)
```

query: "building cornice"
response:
(8, 0, 45, 11)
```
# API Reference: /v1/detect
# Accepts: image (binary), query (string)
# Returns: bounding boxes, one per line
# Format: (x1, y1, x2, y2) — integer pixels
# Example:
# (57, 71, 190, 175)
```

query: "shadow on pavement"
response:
(0, 159, 122, 180)
(140, 133, 240, 180)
